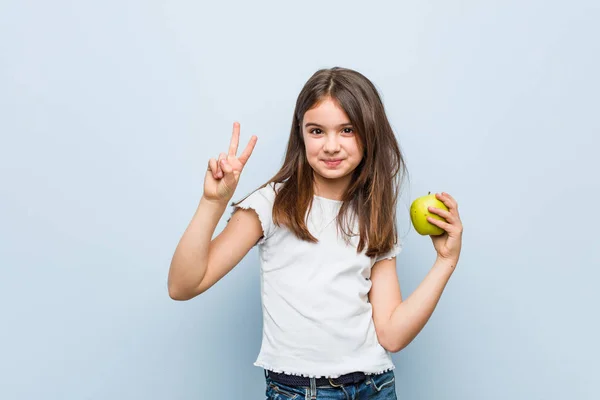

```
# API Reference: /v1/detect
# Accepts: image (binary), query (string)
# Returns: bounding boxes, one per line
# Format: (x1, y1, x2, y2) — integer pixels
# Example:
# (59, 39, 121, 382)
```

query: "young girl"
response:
(168, 67, 463, 399)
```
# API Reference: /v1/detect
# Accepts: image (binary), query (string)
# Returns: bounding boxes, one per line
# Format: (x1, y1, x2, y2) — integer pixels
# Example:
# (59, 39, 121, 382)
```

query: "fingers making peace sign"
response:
(203, 122, 257, 204)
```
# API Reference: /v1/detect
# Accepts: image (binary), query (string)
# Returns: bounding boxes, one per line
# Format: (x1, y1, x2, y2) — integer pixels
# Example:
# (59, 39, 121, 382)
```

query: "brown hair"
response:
(233, 67, 407, 258)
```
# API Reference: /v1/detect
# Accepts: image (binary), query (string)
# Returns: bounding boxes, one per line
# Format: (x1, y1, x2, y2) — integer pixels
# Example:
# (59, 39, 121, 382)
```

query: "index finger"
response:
(238, 135, 258, 165)
(440, 192, 458, 211)
(228, 122, 240, 157)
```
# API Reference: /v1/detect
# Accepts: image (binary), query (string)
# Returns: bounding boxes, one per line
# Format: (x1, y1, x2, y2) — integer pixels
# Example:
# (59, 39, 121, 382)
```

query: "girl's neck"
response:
(312, 174, 351, 201)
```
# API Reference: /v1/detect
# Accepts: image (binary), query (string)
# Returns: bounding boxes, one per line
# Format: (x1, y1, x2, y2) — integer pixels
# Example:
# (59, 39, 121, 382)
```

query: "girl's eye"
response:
(309, 128, 354, 135)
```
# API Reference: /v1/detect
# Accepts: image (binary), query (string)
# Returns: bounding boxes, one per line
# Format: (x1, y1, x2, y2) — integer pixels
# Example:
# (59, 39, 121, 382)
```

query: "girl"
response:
(168, 67, 463, 399)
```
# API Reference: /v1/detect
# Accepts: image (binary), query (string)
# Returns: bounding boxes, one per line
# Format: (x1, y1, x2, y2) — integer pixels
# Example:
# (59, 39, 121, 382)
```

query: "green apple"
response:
(410, 192, 449, 236)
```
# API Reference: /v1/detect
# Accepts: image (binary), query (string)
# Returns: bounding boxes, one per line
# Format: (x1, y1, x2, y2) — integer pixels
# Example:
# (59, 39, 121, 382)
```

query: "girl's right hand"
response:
(203, 122, 257, 205)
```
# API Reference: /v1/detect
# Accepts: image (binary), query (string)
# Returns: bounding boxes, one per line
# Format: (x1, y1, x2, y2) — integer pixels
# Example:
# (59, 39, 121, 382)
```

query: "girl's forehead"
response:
(303, 97, 350, 122)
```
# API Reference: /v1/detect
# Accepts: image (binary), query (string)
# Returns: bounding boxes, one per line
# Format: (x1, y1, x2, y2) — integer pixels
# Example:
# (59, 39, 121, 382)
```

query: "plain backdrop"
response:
(1, 1, 598, 399)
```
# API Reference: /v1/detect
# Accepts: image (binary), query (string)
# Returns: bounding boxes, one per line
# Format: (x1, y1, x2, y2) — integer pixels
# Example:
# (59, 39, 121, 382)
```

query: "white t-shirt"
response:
(233, 182, 402, 378)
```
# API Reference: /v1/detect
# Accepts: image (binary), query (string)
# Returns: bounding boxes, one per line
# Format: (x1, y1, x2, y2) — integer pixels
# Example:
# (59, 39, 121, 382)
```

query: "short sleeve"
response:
(230, 183, 277, 246)
(374, 240, 403, 263)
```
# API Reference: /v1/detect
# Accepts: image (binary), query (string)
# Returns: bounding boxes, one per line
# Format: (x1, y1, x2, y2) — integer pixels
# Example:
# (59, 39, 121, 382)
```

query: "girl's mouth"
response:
(323, 159, 343, 167)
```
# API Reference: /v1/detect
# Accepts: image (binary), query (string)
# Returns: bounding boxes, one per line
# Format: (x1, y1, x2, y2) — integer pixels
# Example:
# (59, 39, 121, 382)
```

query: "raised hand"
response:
(203, 122, 257, 204)
(426, 192, 463, 264)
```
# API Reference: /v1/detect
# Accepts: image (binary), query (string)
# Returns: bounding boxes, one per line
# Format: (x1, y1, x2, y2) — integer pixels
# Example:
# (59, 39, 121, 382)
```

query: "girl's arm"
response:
(168, 122, 259, 300)
(167, 198, 263, 300)
(369, 256, 455, 352)
(369, 192, 463, 352)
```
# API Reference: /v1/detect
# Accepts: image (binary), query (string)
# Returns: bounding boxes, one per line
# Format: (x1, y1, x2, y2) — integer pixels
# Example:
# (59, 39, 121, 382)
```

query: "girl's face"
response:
(302, 96, 363, 193)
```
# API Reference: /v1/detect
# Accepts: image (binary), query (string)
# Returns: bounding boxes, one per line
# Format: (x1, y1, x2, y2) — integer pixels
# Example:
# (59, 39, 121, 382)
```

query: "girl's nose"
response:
(323, 134, 341, 153)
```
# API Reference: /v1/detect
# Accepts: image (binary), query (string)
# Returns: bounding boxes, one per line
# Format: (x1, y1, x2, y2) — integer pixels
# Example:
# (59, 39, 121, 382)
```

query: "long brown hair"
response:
(233, 67, 407, 258)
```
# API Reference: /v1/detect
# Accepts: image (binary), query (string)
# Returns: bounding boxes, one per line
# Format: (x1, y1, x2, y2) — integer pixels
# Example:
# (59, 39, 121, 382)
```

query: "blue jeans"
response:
(265, 370, 397, 399)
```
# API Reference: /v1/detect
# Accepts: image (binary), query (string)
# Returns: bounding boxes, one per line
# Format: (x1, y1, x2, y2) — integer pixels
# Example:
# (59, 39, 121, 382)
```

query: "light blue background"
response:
(1, 1, 598, 399)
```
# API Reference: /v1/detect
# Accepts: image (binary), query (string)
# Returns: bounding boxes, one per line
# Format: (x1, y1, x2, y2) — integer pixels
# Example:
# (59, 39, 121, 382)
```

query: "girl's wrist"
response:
(200, 194, 228, 207)
(434, 255, 459, 270)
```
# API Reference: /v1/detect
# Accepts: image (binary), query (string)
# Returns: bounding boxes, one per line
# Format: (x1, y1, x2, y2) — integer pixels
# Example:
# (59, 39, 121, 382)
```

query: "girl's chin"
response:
(314, 168, 351, 181)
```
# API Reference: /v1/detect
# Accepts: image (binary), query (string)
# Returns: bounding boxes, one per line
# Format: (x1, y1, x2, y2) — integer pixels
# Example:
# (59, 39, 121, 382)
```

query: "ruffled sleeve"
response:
(374, 240, 403, 263)
(230, 183, 277, 246)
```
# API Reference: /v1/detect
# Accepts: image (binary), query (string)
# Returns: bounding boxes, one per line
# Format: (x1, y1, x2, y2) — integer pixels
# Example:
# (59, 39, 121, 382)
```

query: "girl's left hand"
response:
(427, 192, 463, 263)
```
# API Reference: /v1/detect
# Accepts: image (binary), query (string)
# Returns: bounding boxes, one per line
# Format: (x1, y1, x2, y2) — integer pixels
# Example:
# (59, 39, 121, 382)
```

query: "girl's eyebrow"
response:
(304, 122, 353, 128)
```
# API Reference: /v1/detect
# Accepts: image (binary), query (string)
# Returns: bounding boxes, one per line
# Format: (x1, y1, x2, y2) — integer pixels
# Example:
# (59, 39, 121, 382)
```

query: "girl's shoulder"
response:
(248, 181, 283, 204)
(232, 181, 283, 244)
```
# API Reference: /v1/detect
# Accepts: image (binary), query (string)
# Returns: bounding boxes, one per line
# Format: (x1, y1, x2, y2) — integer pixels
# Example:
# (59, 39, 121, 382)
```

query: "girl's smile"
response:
(322, 158, 343, 167)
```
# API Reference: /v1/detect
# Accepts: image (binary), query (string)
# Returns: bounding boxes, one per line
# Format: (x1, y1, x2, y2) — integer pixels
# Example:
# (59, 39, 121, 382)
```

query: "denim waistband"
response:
(265, 369, 367, 387)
